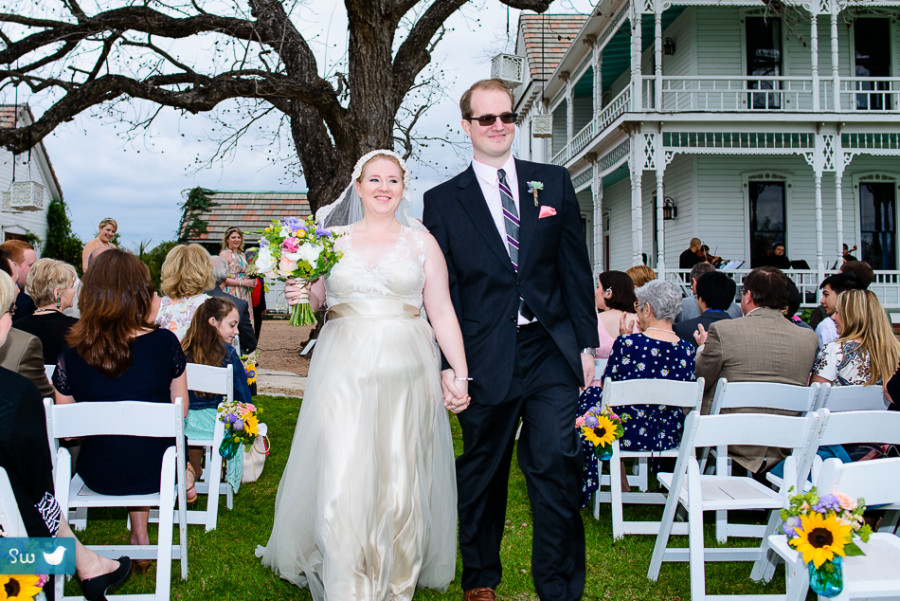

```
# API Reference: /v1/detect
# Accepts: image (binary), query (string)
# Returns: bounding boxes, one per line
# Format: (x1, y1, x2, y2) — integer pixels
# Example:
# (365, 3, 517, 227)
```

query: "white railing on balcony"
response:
(839, 78, 900, 112)
(551, 87, 631, 167)
(642, 76, 822, 112)
(598, 87, 631, 131)
(666, 269, 900, 310)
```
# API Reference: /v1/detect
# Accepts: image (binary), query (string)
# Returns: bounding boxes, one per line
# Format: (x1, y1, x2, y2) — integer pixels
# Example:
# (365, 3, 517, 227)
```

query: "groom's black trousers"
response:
(456, 322, 585, 601)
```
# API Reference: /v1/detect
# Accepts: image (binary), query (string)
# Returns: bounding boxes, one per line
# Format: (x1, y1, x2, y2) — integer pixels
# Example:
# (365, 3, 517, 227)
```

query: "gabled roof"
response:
(183, 190, 310, 245)
(0, 104, 64, 200)
(0, 106, 16, 129)
(519, 14, 589, 81)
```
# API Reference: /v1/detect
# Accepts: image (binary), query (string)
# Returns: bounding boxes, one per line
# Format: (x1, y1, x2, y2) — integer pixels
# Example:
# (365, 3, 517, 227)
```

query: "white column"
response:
(811, 12, 820, 112)
(830, 0, 841, 111)
(654, 5, 663, 111)
(835, 173, 844, 267)
(566, 78, 574, 142)
(656, 164, 666, 274)
(631, 5, 643, 111)
(630, 134, 644, 265)
(593, 45, 603, 114)
(814, 171, 825, 281)
(593, 162, 604, 274)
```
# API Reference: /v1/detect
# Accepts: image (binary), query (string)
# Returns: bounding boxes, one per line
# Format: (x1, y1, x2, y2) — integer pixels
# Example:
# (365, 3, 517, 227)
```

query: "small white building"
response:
(0, 105, 63, 248)
(512, 0, 900, 306)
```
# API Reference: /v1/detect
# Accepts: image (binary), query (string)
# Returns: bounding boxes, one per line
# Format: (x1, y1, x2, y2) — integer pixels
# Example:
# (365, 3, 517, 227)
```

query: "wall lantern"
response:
(663, 37, 676, 56)
(662, 196, 677, 220)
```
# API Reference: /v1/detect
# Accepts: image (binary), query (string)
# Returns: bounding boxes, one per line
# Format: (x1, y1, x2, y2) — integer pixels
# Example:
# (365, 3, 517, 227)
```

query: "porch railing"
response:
(838, 77, 900, 112)
(641, 76, 823, 112)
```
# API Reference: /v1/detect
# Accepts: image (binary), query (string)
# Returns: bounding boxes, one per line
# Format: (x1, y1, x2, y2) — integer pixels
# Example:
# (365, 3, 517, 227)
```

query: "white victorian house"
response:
(510, 0, 900, 307)
(0, 105, 62, 248)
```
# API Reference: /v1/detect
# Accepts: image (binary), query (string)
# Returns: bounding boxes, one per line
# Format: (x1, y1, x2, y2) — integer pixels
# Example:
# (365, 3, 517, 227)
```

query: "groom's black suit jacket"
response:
(423, 158, 598, 404)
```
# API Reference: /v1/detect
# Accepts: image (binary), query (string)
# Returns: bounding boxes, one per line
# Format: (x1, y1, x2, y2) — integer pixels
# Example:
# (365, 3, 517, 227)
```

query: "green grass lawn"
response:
(69, 394, 793, 600)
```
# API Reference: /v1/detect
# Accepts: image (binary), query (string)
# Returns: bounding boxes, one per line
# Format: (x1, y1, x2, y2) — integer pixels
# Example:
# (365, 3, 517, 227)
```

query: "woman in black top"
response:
(0, 269, 131, 601)
(15, 258, 79, 364)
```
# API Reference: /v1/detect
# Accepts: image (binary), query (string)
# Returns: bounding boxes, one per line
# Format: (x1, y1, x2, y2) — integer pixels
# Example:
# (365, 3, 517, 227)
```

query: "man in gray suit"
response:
(207, 256, 257, 355)
(0, 327, 53, 398)
(695, 267, 818, 473)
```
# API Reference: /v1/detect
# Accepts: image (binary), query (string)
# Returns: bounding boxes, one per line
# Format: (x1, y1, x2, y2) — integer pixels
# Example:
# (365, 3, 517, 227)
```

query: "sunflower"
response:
(0, 574, 43, 600)
(789, 512, 853, 568)
(582, 415, 617, 448)
(244, 414, 259, 437)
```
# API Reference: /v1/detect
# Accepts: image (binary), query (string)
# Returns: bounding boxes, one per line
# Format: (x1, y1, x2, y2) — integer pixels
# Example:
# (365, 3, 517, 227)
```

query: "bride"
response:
(257, 150, 470, 600)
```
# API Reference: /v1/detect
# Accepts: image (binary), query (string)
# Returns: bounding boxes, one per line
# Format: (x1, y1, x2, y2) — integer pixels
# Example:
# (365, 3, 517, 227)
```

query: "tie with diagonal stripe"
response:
(498, 168, 519, 271)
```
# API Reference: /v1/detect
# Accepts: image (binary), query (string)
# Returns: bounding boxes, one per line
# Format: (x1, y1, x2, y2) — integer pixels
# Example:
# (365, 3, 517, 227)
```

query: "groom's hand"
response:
(580, 353, 595, 390)
(441, 369, 470, 414)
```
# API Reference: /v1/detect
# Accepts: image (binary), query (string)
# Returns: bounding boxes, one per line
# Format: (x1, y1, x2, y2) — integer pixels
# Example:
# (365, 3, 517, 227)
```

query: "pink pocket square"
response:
(539, 206, 557, 219)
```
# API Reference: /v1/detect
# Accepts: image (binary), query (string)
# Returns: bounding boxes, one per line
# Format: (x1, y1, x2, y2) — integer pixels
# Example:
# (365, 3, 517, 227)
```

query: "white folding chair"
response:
(45, 398, 188, 601)
(704, 379, 820, 542)
(814, 383, 889, 412)
(765, 456, 900, 601)
(0, 466, 28, 536)
(646, 411, 823, 601)
(179, 362, 234, 531)
(591, 377, 704, 539)
(753, 409, 900, 582)
(44, 364, 55, 385)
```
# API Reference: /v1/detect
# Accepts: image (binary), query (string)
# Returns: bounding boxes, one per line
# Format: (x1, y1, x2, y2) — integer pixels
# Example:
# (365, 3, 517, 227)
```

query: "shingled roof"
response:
(183, 190, 310, 246)
(0, 106, 16, 129)
(519, 14, 588, 81)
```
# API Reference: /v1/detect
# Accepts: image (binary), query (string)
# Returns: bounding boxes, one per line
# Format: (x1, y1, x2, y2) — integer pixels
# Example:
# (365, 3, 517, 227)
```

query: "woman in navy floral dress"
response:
(580, 280, 694, 505)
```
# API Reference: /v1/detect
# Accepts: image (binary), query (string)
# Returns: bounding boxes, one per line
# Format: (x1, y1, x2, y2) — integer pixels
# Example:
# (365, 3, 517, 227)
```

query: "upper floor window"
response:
(860, 181, 896, 269)
(746, 17, 782, 110)
(854, 19, 891, 111)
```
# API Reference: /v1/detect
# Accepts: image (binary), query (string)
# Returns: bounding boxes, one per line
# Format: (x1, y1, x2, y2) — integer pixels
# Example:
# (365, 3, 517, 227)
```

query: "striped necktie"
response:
(498, 168, 519, 271)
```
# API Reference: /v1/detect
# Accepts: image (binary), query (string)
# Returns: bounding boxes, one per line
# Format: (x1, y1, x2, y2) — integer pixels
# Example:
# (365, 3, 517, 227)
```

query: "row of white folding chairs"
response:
(646, 408, 900, 601)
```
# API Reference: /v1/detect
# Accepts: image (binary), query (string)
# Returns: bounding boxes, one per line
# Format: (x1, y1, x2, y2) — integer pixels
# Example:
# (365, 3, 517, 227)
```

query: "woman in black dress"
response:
(0, 269, 131, 601)
(15, 258, 79, 364)
(52, 249, 191, 555)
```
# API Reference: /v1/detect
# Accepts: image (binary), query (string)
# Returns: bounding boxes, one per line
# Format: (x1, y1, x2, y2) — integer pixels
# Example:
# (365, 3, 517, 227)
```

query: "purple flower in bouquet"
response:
(316, 227, 331, 237)
(782, 515, 801, 537)
(814, 493, 841, 513)
(223, 413, 236, 423)
(258, 238, 268, 247)
(234, 419, 245, 431)
(286, 216, 303, 231)
(585, 414, 599, 428)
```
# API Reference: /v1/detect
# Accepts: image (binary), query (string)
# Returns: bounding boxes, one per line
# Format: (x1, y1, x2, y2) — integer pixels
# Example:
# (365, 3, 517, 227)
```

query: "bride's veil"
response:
(315, 149, 425, 231)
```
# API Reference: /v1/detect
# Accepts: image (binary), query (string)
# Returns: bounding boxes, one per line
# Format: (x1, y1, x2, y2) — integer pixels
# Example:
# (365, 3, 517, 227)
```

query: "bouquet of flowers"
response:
(781, 487, 871, 596)
(576, 404, 629, 460)
(253, 215, 343, 326)
(217, 400, 262, 460)
(240, 349, 259, 387)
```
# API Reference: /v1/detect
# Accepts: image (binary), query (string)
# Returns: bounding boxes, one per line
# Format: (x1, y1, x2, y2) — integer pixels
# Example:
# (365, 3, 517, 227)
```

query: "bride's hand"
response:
(441, 370, 470, 414)
(284, 278, 309, 306)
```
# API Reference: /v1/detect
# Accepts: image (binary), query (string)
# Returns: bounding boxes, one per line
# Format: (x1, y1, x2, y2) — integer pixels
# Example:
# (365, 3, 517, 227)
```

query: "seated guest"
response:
(182, 297, 252, 491)
(53, 249, 192, 563)
(675, 271, 736, 347)
(679, 237, 704, 269)
(840, 260, 874, 289)
(155, 244, 213, 340)
(695, 267, 819, 474)
(675, 262, 742, 323)
(769, 243, 792, 270)
(816, 273, 865, 350)
(811, 289, 900, 387)
(207, 256, 256, 354)
(601, 280, 695, 453)
(0, 270, 131, 600)
(784, 279, 813, 331)
(0, 240, 37, 319)
(15, 258, 79, 364)
(0, 325, 53, 400)
(626, 264, 656, 288)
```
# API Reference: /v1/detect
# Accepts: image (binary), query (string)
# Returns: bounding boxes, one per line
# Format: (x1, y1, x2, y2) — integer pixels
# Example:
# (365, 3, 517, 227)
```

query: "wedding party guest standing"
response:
(423, 79, 598, 601)
(811, 289, 900, 388)
(52, 249, 192, 572)
(258, 150, 467, 601)
(694, 267, 818, 474)
(81, 218, 118, 272)
(0, 240, 37, 319)
(16, 258, 79, 363)
(219, 227, 255, 326)
(155, 244, 213, 340)
(0, 270, 132, 601)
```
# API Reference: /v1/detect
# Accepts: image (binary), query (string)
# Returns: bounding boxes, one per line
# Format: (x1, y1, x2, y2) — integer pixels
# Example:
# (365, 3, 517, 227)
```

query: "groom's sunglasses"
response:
(466, 112, 518, 126)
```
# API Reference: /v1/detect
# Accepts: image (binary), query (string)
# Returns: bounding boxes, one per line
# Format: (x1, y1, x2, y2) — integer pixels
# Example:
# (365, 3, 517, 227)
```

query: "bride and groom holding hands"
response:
(257, 79, 599, 601)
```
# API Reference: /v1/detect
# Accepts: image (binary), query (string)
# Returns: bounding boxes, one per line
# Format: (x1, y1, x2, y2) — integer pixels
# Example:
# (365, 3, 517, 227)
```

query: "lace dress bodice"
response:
(325, 225, 427, 308)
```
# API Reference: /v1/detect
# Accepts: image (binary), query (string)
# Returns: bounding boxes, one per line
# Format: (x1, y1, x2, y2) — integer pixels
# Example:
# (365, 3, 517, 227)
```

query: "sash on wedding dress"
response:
(326, 299, 421, 320)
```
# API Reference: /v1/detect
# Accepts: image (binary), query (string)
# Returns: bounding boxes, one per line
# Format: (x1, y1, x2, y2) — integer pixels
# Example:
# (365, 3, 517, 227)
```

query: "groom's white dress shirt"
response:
(471, 155, 519, 252)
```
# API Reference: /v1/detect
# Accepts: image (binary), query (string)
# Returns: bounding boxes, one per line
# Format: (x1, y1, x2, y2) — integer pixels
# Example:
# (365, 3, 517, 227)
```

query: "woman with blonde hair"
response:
(219, 227, 255, 324)
(626, 264, 657, 288)
(16, 258, 79, 363)
(811, 289, 900, 387)
(155, 244, 213, 340)
(81, 217, 118, 272)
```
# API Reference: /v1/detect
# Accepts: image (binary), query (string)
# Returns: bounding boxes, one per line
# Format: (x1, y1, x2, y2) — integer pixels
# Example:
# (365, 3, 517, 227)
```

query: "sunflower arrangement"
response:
(240, 349, 259, 387)
(781, 487, 871, 569)
(217, 400, 262, 459)
(576, 404, 629, 459)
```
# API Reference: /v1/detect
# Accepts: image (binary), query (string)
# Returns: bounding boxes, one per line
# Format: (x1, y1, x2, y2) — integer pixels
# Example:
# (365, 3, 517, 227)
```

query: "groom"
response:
(423, 79, 598, 601)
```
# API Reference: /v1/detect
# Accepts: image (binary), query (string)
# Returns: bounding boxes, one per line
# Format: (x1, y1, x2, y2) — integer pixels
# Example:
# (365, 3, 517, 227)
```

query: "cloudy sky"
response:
(10, 0, 592, 249)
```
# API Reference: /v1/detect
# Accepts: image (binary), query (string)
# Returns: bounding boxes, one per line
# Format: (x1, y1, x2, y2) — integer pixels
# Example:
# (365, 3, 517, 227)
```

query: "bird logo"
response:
(42, 546, 67, 566)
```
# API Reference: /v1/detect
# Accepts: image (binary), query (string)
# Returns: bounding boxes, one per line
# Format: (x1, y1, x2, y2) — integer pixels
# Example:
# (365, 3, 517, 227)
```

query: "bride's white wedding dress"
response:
(257, 225, 457, 601)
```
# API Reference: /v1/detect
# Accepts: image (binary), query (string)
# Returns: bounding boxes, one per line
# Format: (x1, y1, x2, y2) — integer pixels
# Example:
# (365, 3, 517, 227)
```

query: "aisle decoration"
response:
(576, 404, 628, 461)
(253, 215, 343, 326)
(240, 349, 259, 387)
(781, 487, 872, 597)
(218, 401, 262, 460)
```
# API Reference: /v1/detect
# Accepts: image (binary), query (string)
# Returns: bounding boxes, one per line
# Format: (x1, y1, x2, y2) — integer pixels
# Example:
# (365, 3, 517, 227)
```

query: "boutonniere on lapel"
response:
(526, 181, 543, 207)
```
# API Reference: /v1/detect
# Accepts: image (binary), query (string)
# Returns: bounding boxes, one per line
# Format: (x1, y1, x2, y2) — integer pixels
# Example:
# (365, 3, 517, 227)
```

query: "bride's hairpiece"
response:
(351, 149, 411, 201)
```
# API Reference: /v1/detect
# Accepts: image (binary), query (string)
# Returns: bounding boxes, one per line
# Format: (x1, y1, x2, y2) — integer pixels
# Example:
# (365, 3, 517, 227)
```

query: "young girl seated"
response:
(182, 297, 253, 491)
